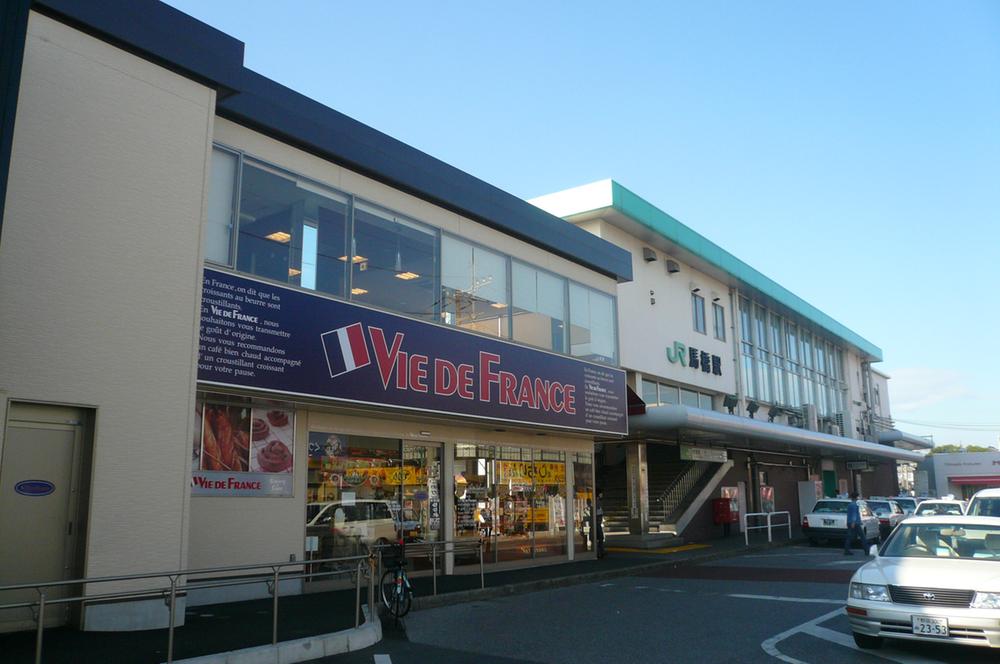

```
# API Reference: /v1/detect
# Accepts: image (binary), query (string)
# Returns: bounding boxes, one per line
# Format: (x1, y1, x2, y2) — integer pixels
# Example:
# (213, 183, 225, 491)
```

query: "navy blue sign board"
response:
(197, 269, 627, 436)
(14, 480, 55, 496)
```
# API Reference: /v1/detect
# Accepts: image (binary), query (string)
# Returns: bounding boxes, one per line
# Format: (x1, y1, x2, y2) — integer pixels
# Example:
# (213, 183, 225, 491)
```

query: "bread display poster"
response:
(192, 402, 295, 497)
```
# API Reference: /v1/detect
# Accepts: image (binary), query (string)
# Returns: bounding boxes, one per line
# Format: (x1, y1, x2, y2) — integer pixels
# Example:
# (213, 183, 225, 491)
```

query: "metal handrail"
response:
(372, 538, 485, 597)
(0, 552, 373, 664)
(742, 510, 792, 546)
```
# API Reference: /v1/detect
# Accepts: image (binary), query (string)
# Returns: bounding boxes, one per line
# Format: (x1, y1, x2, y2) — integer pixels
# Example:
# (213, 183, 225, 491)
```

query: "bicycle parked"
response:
(379, 539, 413, 618)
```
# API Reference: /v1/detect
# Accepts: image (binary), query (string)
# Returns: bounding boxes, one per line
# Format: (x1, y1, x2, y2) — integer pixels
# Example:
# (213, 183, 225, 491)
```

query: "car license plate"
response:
(822, 519, 835, 526)
(912, 616, 948, 637)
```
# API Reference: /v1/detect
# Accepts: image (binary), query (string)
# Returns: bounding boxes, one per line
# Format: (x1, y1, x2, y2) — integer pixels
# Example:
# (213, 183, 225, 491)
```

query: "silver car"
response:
(847, 515, 1000, 650)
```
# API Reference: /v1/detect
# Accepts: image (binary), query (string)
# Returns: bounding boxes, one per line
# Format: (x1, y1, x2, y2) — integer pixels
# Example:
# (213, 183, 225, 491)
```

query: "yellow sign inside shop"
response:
(497, 461, 565, 485)
(324, 465, 427, 487)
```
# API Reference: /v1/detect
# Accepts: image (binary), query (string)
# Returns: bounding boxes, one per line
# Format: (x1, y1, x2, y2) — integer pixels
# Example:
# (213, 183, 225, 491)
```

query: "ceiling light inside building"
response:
(490, 302, 508, 309)
(338, 255, 368, 263)
(395, 271, 420, 280)
(265, 231, 292, 243)
(288, 268, 302, 277)
(351, 287, 368, 295)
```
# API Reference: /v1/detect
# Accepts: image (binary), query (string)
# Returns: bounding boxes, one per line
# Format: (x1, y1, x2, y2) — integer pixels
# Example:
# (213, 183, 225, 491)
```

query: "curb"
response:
(412, 537, 806, 611)
(168, 604, 382, 664)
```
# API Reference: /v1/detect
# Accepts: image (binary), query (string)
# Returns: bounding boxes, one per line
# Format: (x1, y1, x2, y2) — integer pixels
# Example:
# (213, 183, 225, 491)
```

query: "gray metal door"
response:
(0, 404, 85, 629)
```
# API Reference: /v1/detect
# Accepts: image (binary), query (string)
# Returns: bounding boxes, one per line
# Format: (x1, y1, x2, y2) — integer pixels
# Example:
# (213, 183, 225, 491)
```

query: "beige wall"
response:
(0, 13, 214, 579)
(212, 119, 616, 296)
(591, 221, 737, 396)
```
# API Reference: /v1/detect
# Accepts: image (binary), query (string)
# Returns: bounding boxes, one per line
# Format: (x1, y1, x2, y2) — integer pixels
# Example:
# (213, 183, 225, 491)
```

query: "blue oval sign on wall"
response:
(14, 480, 55, 497)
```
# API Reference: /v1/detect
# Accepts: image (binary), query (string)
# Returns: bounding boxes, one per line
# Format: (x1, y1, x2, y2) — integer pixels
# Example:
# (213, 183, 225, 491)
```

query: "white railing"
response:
(743, 511, 792, 546)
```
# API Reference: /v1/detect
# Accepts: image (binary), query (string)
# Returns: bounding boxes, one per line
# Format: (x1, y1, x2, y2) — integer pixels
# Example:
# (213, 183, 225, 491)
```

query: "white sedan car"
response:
(802, 498, 881, 548)
(847, 516, 1000, 650)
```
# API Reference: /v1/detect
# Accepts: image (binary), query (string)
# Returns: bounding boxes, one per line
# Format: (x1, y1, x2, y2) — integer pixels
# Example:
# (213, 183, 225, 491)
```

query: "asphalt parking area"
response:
(328, 545, 999, 664)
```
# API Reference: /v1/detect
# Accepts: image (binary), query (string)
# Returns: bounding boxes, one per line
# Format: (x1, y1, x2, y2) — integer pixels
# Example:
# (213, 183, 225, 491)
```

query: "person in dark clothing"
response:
(844, 492, 868, 555)
(595, 488, 605, 558)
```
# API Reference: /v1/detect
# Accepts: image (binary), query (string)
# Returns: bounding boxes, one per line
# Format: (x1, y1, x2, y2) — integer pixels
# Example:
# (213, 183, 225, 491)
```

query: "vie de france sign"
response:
(197, 269, 627, 435)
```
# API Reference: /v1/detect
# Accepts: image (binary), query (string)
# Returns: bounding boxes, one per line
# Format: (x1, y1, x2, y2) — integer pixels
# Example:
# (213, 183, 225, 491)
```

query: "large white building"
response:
(533, 180, 928, 542)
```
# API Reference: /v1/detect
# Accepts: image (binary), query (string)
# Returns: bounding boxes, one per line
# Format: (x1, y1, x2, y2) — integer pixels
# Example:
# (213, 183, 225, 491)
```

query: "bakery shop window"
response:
(192, 395, 295, 497)
(306, 433, 403, 563)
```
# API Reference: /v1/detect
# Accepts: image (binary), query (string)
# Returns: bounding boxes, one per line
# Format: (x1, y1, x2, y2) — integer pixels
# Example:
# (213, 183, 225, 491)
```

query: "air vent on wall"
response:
(665, 259, 680, 274)
(642, 247, 657, 262)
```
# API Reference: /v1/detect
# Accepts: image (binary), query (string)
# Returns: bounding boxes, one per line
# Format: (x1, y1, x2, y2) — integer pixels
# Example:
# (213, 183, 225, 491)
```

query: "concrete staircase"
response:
(599, 460, 700, 535)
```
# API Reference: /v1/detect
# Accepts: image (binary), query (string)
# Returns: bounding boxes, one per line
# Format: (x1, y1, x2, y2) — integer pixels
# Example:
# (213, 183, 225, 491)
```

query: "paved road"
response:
(327, 545, 998, 664)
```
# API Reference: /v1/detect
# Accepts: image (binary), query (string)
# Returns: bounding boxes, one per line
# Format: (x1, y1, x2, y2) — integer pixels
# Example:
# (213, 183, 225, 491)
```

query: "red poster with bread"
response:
(249, 408, 294, 473)
(200, 405, 251, 472)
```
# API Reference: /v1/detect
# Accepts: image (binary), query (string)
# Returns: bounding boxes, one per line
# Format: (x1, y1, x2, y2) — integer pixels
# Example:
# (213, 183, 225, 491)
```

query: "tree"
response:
(927, 444, 996, 454)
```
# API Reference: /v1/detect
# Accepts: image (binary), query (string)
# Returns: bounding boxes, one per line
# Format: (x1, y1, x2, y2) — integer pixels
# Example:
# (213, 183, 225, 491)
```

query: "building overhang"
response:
(876, 429, 934, 451)
(531, 179, 883, 361)
(628, 404, 923, 463)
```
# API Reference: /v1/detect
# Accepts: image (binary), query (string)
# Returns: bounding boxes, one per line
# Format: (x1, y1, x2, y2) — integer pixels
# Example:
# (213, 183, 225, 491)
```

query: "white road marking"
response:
(658, 588, 685, 593)
(727, 593, 843, 605)
(822, 559, 868, 566)
(599, 582, 615, 587)
(762, 607, 945, 664)
(374, 655, 392, 664)
(633, 585, 650, 589)
(761, 608, 842, 664)
(801, 625, 942, 664)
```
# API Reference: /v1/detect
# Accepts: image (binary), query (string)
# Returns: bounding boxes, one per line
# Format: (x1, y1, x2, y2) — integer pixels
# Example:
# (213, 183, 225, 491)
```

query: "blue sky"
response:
(165, 1, 1000, 446)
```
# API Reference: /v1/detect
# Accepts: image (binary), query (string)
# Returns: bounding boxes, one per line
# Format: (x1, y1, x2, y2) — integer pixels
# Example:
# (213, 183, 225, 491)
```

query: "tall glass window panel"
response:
(441, 236, 509, 337)
(569, 284, 616, 364)
(680, 389, 700, 408)
(236, 161, 348, 296)
(641, 379, 659, 406)
(740, 299, 753, 344)
(698, 393, 713, 411)
(692, 294, 706, 334)
(512, 262, 566, 351)
(352, 203, 437, 320)
(659, 384, 680, 405)
(771, 363, 784, 405)
(532, 450, 567, 558)
(743, 355, 757, 398)
(205, 148, 237, 264)
(713, 302, 726, 340)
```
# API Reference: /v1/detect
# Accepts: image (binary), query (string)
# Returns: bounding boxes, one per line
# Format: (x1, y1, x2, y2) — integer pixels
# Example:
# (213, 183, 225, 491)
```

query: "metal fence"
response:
(0, 552, 374, 664)
(743, 511, 792, 546)
(373, 538, 485, 596)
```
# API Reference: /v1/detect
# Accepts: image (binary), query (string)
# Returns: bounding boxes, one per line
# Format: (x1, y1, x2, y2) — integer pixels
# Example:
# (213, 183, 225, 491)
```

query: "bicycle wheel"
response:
(380, 569, 397, 612)
(380, 569, 412, 617)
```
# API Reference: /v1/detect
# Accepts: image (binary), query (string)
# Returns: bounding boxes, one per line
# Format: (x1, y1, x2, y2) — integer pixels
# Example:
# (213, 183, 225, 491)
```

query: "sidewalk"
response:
(0, 533, 796, 663)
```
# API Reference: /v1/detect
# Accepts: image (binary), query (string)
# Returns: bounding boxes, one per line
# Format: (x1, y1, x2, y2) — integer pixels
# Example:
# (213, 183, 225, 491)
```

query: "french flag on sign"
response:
(320, 323, 371, 378)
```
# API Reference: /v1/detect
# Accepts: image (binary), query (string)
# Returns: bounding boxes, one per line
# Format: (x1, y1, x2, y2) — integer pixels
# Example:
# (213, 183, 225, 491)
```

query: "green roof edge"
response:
(609, 181, 884, 361)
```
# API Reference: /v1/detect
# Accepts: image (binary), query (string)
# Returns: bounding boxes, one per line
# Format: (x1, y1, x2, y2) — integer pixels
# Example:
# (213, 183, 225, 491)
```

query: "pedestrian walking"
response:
(595, 488, 605, 558)
(844, 492, 868, 555)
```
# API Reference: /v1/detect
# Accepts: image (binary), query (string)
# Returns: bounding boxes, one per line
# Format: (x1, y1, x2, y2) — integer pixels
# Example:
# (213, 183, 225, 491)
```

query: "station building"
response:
(0, 0, 632, 632)
(532, 181, 928, 544)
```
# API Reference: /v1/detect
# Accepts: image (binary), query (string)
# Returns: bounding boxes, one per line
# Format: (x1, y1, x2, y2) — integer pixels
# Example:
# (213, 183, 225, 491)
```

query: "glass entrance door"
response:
(399, 442, 442, 552)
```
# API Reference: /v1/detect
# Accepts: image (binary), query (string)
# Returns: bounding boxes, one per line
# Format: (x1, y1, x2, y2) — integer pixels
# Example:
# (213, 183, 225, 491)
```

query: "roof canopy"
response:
(629, 404, 923, 462)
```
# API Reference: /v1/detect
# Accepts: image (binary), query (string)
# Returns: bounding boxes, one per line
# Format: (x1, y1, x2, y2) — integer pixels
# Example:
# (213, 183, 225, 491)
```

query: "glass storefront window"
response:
(532, 449, 567, 558)
(236, 161, 348, 296)
(441, 236, 509, 337)
(399, 443, 442, 567)
(305, 434, 402, 566)
(573, 452, 595, 555)
(351, 203, 437, 320)
(569, 284, 616, 364)
(512, 261, 567, 351)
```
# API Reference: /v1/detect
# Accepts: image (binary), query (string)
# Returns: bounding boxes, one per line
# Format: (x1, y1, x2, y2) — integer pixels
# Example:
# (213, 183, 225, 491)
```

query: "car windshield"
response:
(917, 503, 964, 516)
(969, 497, 1000, 517)
(813, 501, 848, 513)
(867, 501, 892, 514)
(893, 498, 916, 511)
(882, 523, 1000, 560)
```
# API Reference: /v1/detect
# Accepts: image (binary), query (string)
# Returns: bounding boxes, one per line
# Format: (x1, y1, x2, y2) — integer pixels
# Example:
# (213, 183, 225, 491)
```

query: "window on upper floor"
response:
(569, 284, 616, 364)
(440, 235, 507, 336)
(713, 302, 726, 341)
(205, 147, 238, 264)
(512, 261, 567, 352)
(235, 159, 349, 297)
(692, 293, 706, 334)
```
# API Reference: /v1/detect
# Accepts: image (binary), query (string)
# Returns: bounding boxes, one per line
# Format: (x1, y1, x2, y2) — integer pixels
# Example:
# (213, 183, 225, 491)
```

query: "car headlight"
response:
(971, 592, 1000, 609)
(850, 582, 890, 602)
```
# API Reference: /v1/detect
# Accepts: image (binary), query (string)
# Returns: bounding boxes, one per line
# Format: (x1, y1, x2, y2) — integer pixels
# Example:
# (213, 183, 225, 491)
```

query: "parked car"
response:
(865, 500, 907, 538)
(888, 496, 918, 516)
(306, 499, 398, 550)
(847, 515, 1000, 650)
(968, 488, 1000, 517)
(914, 499, 967, 516)
(802, 498, 881, 547)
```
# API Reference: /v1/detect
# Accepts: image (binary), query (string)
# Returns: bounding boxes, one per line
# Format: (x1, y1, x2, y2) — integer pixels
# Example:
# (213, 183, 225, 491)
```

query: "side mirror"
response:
(868, 544, 879, 557)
